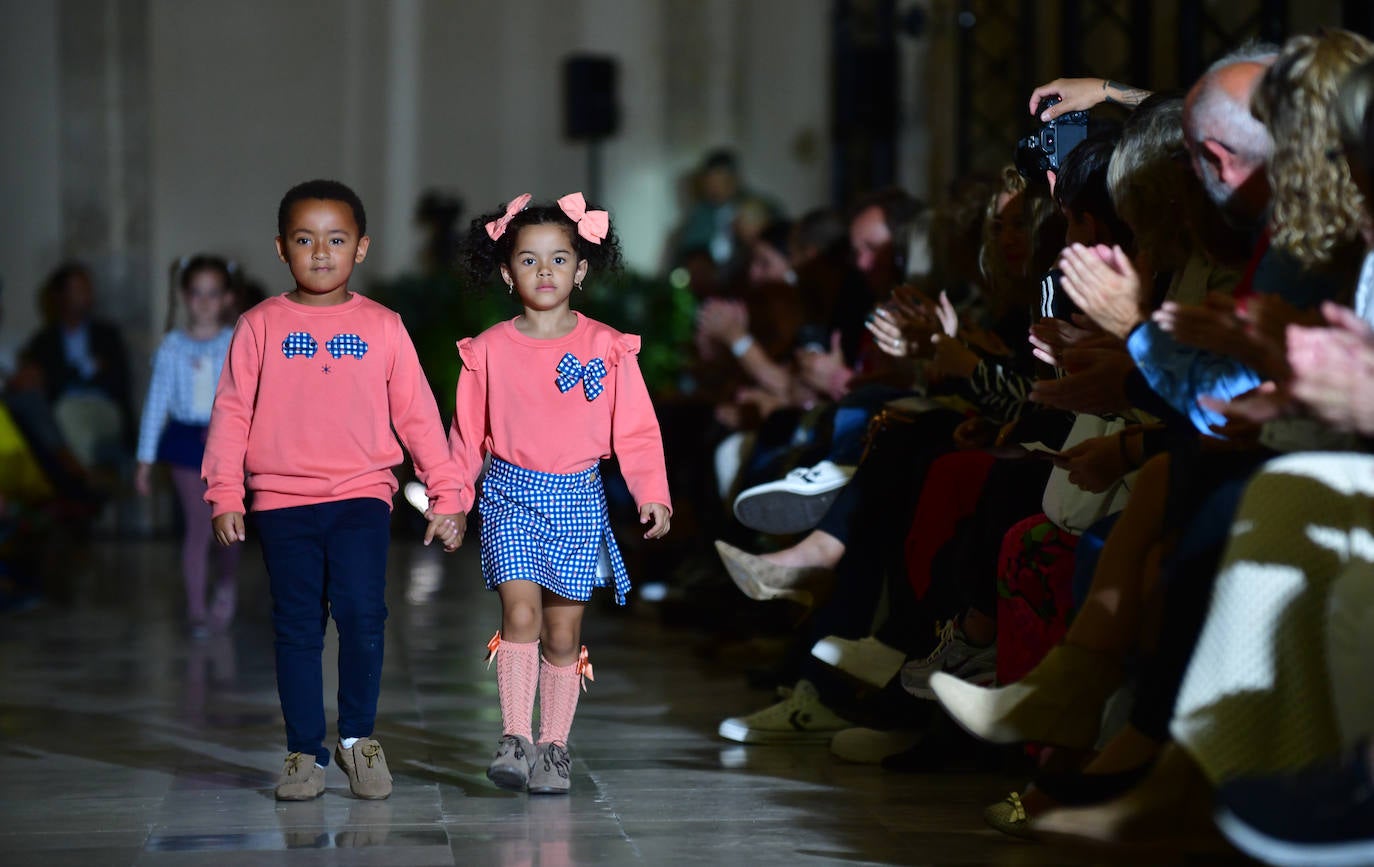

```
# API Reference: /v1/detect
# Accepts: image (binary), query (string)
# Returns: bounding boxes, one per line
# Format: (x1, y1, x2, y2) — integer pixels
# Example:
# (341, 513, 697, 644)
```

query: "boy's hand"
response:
(639, 503, 671, 540)
(213, 512, 246, 546)
(424, 511, 466, 552)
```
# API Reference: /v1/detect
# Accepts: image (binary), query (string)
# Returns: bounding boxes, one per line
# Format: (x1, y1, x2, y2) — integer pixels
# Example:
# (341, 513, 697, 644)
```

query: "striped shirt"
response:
(136, 328, 233, 463)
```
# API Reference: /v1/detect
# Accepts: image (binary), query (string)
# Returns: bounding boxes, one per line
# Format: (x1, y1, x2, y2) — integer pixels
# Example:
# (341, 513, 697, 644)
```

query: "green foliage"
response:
(369, 270, 696, 418)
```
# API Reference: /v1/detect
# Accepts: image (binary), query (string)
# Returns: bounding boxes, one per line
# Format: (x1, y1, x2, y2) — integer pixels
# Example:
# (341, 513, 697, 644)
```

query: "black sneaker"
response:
(1215, 739, 1374, 867)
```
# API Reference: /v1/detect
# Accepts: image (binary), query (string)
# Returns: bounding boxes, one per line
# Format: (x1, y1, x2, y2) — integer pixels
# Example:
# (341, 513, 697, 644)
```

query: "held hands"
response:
(639, 503, 671, 540)
(213, 512, 246, 546)
(423, 510, 466, 552)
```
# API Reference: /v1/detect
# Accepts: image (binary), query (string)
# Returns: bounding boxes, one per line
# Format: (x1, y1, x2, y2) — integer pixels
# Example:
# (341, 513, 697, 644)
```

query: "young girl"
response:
(135, 255, 239, 637)
(452, 193, 671, 795)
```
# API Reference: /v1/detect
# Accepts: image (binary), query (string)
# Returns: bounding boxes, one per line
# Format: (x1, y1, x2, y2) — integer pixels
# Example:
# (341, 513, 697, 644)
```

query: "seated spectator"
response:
(20, 262, 134, 474)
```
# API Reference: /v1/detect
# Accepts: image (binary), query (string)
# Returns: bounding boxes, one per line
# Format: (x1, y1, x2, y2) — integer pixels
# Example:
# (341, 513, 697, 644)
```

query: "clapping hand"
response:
(1058, 244, 1146, 340)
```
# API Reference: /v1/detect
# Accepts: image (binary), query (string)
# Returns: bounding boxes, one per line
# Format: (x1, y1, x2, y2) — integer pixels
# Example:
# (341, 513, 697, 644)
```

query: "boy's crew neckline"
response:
(276, 291, 366, 312)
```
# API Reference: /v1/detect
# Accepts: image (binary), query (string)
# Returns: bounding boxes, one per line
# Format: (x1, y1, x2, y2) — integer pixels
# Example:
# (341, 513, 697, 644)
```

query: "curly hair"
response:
(462, 197, 624, 289)
(1253, 28, 1374, 268)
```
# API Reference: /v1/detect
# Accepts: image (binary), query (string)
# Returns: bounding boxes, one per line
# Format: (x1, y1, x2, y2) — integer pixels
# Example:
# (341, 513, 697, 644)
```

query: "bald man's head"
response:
(1184, 58, 1275, 220)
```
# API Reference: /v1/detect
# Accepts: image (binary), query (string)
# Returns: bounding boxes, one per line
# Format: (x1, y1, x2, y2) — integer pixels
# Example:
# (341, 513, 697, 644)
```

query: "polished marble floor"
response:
(1, 536, 1221, 866)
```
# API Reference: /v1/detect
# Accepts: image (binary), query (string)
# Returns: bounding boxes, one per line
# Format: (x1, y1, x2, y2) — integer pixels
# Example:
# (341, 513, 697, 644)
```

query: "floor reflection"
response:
(1, 537, 1098, 866)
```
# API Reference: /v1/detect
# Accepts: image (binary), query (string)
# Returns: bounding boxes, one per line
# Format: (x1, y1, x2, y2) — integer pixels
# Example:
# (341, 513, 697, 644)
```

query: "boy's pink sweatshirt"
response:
(449, 313, 670, 514)
(202, 293, 463, 517)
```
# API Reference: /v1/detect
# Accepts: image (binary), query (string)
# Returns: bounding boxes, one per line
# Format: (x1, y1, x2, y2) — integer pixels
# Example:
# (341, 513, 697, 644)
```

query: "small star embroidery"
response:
(321, 364, 332, 374)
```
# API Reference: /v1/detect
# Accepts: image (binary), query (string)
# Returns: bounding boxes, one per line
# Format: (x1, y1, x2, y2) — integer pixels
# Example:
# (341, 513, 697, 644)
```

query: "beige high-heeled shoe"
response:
(713, 540, 831, 606)
(930, 643, 1122, 749)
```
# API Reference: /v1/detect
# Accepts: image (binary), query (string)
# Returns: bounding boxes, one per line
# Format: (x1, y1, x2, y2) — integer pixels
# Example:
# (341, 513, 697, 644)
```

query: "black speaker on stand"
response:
(563, 55, 620, 203)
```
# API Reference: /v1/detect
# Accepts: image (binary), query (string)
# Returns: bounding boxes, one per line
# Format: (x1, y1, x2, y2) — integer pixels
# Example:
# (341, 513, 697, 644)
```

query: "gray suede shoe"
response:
(528, 742, 572, 795)
(334, 738, 393, 800)
(274, 751, 325, 801)
(486, 734, 535, 791)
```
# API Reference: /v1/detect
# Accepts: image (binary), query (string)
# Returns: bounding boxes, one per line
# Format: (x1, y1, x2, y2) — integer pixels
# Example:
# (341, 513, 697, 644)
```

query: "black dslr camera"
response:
(1015, 97, 1089, 177)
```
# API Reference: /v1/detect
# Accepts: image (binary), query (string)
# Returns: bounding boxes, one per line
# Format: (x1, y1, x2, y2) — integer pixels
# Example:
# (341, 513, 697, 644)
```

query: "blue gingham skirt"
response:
(478, 458, 631, 605)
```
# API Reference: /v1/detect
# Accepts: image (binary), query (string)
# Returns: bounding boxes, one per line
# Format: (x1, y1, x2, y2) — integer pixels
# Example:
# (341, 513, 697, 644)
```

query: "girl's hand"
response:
(424, 510, 466, 552)
(213, 512, 246, 546)
(134, 462, 153, 497)
(640, 503, 671, 539)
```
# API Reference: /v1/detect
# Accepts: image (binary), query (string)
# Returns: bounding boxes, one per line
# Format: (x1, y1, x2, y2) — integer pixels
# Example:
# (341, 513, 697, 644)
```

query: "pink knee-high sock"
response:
(537, 655, 585, 747)
(494, 637, 540, 742)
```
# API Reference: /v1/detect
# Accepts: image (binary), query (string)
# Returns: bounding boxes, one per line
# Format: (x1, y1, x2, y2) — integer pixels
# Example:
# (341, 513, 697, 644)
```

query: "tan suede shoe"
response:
(335, 738, 393, 800)
(274, 751, 325, 801)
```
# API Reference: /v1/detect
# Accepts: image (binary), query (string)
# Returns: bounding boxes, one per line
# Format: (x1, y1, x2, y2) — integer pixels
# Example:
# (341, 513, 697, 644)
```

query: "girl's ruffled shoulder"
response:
(584, 317, 640, 368)
(455, 336, 482, 371)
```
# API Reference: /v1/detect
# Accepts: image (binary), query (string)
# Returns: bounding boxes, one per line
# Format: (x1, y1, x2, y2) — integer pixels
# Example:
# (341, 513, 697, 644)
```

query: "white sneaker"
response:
(829, 727, 923, 764)
(717, 679, 853, 744)
(900, 621, 997, 699)
(810, 635, 906, 688)
(732, 461, 855, 534)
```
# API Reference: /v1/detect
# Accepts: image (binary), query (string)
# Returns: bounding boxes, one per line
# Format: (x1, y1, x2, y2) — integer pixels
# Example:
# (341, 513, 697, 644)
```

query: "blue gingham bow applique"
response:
(555, 353, 607, 401)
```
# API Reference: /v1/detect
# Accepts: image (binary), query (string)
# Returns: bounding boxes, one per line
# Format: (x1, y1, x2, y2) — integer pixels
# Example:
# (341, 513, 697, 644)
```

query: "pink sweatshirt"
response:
(202, 293, 463, 517)
(450, 313, 670, 514)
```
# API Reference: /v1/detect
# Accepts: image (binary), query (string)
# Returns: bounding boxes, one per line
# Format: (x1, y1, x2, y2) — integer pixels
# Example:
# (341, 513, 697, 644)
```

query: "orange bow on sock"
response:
(484, 630, 502, 669)
(576, 645, 595, 692)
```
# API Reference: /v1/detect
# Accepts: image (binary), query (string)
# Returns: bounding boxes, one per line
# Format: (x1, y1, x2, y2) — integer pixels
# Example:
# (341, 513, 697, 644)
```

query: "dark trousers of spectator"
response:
(1131, 449, 1271, 740)
(914, 457, 1055, 626)
(778, 410, 962, 688)
(255, 497, 391, 767)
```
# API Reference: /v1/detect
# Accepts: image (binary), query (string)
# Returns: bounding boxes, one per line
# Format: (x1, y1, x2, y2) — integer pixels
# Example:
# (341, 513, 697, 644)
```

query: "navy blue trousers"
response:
(254, 498, 391, 767)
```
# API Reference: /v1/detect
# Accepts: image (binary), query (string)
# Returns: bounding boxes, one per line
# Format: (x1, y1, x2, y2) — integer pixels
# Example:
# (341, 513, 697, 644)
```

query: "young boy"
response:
(203, 179, 465, 801)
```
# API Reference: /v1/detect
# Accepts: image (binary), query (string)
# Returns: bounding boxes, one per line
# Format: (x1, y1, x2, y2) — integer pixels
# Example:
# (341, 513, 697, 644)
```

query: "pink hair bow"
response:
(557, 192, 609, 245)
(485, 193, 532, 241)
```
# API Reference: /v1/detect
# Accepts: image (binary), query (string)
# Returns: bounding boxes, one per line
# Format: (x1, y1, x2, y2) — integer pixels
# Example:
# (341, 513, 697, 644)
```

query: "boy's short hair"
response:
(1055, 132, 1132, 247)
(277, 179, 367, 238)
